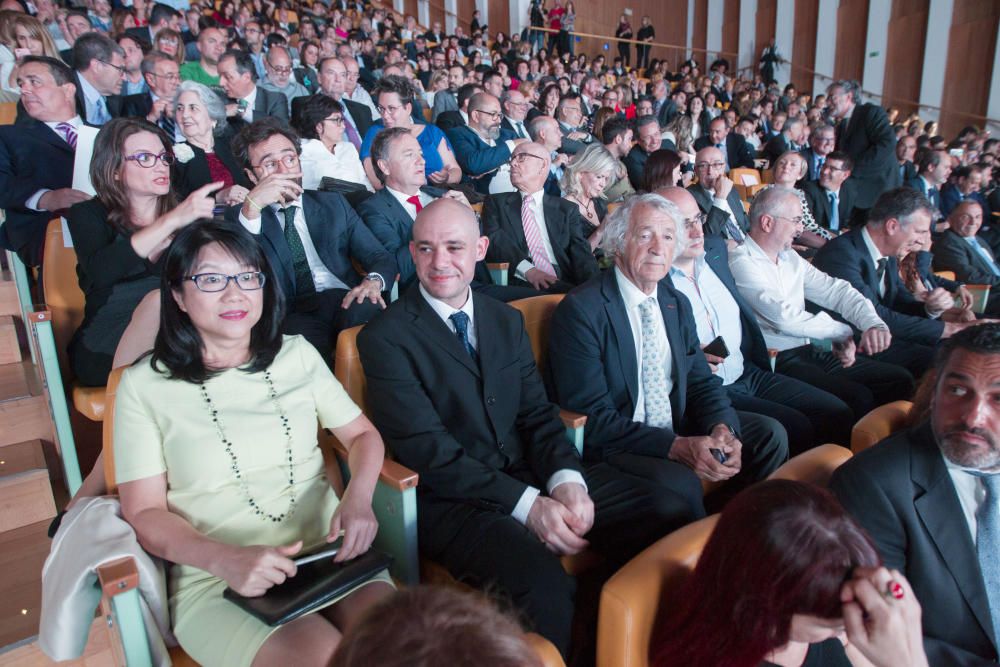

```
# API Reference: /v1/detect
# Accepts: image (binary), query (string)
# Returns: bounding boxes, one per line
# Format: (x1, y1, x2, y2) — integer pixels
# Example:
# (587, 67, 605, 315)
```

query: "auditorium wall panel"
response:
(939, 0, 999, 135)
(792, 0, 819, 93)
(458, 0, 476, 31)
(833, 0, 868, 82)
(882, 0, 928, 117)
(487, 0, 508, 37)
(755, 0, 778, 62)
(404, 0, 419, 24)
(722, 0, 740, 61)
(693, 0, 709, 58)
(571, 0, 690, 72)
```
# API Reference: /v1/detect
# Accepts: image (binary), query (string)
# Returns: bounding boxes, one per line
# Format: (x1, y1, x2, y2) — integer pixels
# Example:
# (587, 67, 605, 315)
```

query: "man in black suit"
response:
(482, 142, 598, 293)
(692, 117, 756, 170)
(315, 57, 372, 152)
(0, 57, 89, 265)
(500, 89, 531, 140)
(831, 323, 1000, 666)
(801, 151, 857, 233)
(799, 123, 836, 183)
(905, 147, 951, 217)
(760, 116, 804, 167)
(623, 114, 670, 190)
(358, 198, 697, 657)
(218, 49, 288, 127)
(548, 193, 787, 499)
(227, 120, 395, 359)
(435, 82, 482, 132)
(827, 79, 897, 211)
(446, 92, 526, 194)
(660, 186, 854, 451)
(897, 134, 918, 185)
(932, 201, 1000, 315)
(554, 93, 594, 155)
(124, 2, 181, 47)
(688, 146, 749, 242)
(813, 187, 979, 377)
(131, 51, 181, 141)
(70, 33, 131, 126)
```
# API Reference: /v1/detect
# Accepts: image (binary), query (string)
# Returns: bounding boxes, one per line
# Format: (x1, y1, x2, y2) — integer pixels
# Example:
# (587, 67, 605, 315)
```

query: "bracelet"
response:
(245, 195, 262, 211)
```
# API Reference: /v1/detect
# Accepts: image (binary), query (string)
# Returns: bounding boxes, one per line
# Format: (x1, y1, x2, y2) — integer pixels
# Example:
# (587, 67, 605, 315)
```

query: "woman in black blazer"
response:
(171, 80, 253, 204)
(67, 118, 217, 387)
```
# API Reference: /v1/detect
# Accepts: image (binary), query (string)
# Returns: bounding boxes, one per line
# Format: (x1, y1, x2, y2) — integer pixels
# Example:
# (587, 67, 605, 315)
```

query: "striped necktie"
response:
(55, 122, 77, 148)
(521, 194, 556, 276)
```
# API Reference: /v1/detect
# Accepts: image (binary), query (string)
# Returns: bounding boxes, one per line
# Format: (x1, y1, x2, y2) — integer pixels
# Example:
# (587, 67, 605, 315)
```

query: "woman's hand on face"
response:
(216, 541, 301, 597)
(172, 181, 223, 227)
(327, 490, 378, 563)
(841, 567, 929, 667)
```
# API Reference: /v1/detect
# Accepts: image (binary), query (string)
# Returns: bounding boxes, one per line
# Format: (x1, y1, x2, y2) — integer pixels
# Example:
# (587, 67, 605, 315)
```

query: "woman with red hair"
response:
(651, 480, 928, 667)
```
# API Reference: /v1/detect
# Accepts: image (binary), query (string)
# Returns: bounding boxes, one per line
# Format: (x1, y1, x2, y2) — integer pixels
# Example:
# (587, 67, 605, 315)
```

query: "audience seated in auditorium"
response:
(801, 151, 857, 235)
(932, 200, 1000, 316)
(548, 193, 787, 504)
(652, 480, 929, 667)
(225, 119, 395, 360)
(217, 48, 289, 126)
(115, 220, 393, 667)
(692, 116, 756, 170)
(447, 91, 525, 194)
(289, 92, 373, 192)
(482, 141, 597, 292)
(832, 323, 1000, 666)
(357, 198, 688, 659)
(687, 145, 749, 243)
(729, 186, 913, 422)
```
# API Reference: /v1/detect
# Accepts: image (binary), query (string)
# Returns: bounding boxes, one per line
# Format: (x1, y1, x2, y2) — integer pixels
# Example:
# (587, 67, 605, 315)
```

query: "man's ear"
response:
(476, 235, 489, 261)
(245, 167, 258, 185)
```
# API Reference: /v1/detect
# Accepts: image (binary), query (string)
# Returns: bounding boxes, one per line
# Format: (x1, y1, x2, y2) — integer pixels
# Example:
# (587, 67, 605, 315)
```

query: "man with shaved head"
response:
(358, 198, 683, 658)
(660, 186, 854, 452)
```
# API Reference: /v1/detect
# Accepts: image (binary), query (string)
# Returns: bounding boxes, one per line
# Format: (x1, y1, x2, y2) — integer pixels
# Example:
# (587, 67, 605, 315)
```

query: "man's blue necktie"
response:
(449, 311, 478, 362)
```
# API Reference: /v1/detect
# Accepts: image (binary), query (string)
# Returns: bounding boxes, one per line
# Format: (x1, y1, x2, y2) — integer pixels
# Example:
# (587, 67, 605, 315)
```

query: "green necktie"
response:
(281, 205, 316, 297)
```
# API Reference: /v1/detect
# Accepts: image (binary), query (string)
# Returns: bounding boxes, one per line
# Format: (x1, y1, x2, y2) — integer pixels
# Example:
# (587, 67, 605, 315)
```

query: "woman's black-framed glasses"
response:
(184, 272, 266, 292)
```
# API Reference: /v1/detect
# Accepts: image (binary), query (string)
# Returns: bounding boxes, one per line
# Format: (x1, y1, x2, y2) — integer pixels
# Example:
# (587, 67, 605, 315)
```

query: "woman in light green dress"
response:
(115, 220, 394, 667)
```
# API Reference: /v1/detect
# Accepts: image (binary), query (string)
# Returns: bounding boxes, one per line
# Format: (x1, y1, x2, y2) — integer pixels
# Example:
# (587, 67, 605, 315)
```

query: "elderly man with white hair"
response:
(548, 193, 788, 510)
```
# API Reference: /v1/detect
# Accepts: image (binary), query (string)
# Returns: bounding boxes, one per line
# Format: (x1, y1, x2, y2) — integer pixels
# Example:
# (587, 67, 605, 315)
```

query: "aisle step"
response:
(0, 468, 56, 533)
(0, 363, 53, 450)
(0, 315, 20, 365)
(0, 520, 51, 650)
(0, 271, 18, 317)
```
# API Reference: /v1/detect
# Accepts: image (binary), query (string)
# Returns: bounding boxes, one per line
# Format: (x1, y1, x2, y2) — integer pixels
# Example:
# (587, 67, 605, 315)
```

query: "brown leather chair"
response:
(41, 219, 107, 421)
(850, 400, 913, 453)
(596, 444, 853, 667)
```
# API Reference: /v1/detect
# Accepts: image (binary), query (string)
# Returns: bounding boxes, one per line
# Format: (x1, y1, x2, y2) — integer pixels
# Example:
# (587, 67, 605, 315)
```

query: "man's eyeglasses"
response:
(99, 59, 126, 74)
(184, 272, 266, 292)
(772, 215, 805, 226)
(683, 213, 707, 229)
(695, 161, 726, 170)
(268, 65, 293, 75)
(125, 151, 175, 168)
(252, 153, 299, 173)
(151, 71, 180, 82)
(474, 109, 502, 119)
(512, 152, 546, 164)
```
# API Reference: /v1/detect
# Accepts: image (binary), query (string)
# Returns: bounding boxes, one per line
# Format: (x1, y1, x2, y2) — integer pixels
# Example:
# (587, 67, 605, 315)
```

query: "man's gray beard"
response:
(487, 126, 501, 141)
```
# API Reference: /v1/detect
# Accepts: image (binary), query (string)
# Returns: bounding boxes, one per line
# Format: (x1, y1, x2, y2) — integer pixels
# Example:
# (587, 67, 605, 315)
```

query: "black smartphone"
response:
(419, 185, 450, 199)
(703, 335, 730, 359)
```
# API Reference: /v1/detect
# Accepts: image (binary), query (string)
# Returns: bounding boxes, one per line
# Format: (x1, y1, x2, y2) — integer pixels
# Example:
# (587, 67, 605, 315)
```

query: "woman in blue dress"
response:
(359, 75, 462, 188)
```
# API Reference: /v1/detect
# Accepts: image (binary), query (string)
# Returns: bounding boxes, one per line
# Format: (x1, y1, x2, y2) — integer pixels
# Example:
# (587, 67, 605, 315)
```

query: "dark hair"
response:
(935, 323, 1000, 376)
(221, 48, 257, 81)
(825, 150, 854, 172)
(290, 93, 343, 140)
(456, 82, 483, 110)
(152, 219, 284, 383)
(645, 149, 683, 191)
(331, 586, 542, 667)
(867, 187, 935, 227)
(231, 117, 301, 170)
(19, 55, 73, 85)
(149, 2, 181, 26)
(635, 114, 660, 132)
(73, 31, 123, 70)
(371, 126, 417, 185)
(652, 480, 880, 667)
(371, 73, 415, 109)
(90, 118, 177, 235)
(537, 82, 560, 112)
(916, 147, 946, 174)
(601, 116, 631, 145)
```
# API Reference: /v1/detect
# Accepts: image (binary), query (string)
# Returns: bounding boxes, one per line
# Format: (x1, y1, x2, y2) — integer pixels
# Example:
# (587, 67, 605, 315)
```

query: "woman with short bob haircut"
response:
(116, 220, 394, 667)
(652, 480, 928, 667)
(291, 93, 372, 192)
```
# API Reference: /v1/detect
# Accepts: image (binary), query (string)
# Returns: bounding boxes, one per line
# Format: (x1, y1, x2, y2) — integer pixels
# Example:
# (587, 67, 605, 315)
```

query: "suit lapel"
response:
(23, 118, 73, 154)
(911, 425, 997, 647)
(506, 193, 530, 253)
(602, 271, 639, 409)
(975, 237, 997, 273)
(405, 287, 481, 377)
(260, 206, 295, 291)
(656, 285, 685, 416)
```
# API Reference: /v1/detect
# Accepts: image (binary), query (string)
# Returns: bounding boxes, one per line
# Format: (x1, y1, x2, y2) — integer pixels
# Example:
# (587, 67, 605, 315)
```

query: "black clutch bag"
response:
(318, 177, 373, 208)
(223, 550, 393, 626)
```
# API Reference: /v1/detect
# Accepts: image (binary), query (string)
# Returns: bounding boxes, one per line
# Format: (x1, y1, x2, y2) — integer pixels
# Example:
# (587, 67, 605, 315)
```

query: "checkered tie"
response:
(973, 472, 1000, 646)
(281, 206, 316, 297)
(520, 194, 556, 276)
(638, 297, 672, 429)
(55, 122, 77, 148)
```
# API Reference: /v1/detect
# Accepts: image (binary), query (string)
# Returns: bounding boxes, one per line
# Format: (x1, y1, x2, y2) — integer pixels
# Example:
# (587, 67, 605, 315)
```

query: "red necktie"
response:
(407, 194, 423, 213)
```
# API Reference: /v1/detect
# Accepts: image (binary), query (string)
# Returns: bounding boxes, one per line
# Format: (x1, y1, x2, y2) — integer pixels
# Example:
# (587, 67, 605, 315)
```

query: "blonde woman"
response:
(4, 13, 63, 92)
(560, 143, 618, 250)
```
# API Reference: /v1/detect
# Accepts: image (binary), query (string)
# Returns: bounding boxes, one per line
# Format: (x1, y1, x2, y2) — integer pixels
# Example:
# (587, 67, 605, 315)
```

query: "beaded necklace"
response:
(199, 369, 297, 523)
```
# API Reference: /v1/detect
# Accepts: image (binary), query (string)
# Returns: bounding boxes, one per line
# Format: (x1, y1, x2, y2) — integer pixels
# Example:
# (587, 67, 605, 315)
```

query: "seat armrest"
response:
(96, 555, 154, 667)
(560, 409, 586, 456)
(487, 262, 510, 286)
(96, 556, 140, 597)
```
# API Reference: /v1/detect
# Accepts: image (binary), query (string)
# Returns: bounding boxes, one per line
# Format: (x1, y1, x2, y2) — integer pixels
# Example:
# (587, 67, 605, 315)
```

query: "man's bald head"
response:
(657, 186, 700, 218)
(694, 147, 727, 189)
(411, 198, 488, 308)
(657, 186, 705, 261)
(412, 198, 479, 239)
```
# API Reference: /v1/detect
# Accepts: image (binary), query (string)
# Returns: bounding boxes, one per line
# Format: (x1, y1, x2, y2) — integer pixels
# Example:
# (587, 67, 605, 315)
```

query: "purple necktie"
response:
(344, 117, 362, 150)
(56, 122, 77, 149)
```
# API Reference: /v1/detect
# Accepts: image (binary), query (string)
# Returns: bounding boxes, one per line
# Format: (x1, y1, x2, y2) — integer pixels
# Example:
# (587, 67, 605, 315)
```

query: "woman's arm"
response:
(435, 138, 463, 185)
(326, 414, 385, 561)
(129, 182, 222, 262)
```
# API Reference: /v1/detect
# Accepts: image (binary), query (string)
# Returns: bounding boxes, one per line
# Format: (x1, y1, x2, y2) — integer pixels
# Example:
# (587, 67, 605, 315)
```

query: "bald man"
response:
(358, 199, 686, 658)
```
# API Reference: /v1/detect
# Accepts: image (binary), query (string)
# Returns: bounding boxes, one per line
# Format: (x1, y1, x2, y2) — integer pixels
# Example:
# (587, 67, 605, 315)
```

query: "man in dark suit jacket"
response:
(548, 193, 787, 499)
(127, 52, 181, 139)
(827, 80, 897, 211)
(831, 324, 1000, 666)
(692, 117, 756, 170)
(62, 33, 139, 126)
(812, 188, 977, 377)
(905, 147, 950, 216)
(798, 124, 836, 183)
(896, 134, 918, 185)
(315, 57, 373, 149)
(759, 117, 804, 167)
(124, 2, 181, 47)
(801, 151, 858, 233)
(217, 49, 289, 126)
(688, 145, 749, 241)
(482, 142, 598, 293)
(624, 115, 673, 190)
(226, 120, 395, 359)
(941, 165, 992, 219)
(661, 187, 854, 452)
(446, 92, 525, 194)
(932, 201, 1000, 315)
(358, 198, 697, 657)
(0, 57, 89, 266)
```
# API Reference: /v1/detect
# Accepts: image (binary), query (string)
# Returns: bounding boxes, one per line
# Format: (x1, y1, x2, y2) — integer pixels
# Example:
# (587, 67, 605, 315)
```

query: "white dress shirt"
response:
(615, 267, 674, 427)
(77, 74, 107, 125)
(669, 258, 746, 385)
(298, 138, 374, 191)
(418, 284, 586, 524)
(515, 189, 559, 279)
(944, 454, 990, 541)
(860, 226, 888, 298)
(26, 116, 83, 211)
(385, 185, 429, 220)
(239, 197, 359, 292)
(240, 86, 258, 122)
(728, 235, 886, 351)
(348, 85, 379, 117)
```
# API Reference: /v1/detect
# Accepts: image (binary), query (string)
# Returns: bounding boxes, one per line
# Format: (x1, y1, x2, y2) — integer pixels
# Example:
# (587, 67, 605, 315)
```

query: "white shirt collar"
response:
(271, 195, 304, 212)
(386, 185, 422, 210)
(419, 283, 474, 323)
(615, 265, 656, 305)
(860, 226, 886, 266)
(45, 115, 82, 131)
(242, 86, 258, 113)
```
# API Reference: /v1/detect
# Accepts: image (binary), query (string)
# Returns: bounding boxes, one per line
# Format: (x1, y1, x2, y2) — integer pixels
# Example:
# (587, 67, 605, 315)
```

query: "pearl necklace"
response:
(199, 370, 297, 523)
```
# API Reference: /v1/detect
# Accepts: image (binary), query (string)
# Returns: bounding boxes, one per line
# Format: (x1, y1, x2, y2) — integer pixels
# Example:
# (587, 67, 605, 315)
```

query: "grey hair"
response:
(560, 143, 617, 199)
(867, 187, 935, 229)
(828, 79, 861, 104)
(598, 193, 689, 260)
(139, 50, 175, 78)
(749, 185, 799, 228)
(173, 80, 228, 136)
